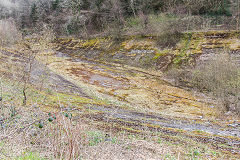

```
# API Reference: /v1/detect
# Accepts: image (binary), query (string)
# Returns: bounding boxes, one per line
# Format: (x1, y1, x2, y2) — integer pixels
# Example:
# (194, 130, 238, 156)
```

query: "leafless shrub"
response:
(192, 54, 239, 95)
(191, 54, 240, 113)
(166, 53, 240, 114)
(50, 115, 88, 159)
(0, 19, 21, 46)
(149, 16, 184, 48)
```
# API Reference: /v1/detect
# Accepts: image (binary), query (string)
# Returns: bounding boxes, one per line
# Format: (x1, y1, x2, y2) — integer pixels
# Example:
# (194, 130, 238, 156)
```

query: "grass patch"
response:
(15, 152, 46, 160)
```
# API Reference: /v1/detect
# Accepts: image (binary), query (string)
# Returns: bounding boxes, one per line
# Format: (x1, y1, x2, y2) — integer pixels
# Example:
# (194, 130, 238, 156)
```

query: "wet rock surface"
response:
(35, 50, 240, 155)
(1, 31, 240, 156)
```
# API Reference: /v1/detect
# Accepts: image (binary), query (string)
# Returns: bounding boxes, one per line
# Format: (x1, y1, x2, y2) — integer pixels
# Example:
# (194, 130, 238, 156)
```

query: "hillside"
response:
(0, 0, 240, 159)
(0, 30, 240, 159)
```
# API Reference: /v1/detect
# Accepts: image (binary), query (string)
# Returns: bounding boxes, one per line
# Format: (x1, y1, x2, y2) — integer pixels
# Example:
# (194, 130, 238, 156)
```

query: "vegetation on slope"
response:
(0, 0, 240, 159)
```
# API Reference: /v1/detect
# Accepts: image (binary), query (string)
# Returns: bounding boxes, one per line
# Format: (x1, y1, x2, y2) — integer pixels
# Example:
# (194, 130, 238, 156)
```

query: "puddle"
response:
(68, 68, 129, 89)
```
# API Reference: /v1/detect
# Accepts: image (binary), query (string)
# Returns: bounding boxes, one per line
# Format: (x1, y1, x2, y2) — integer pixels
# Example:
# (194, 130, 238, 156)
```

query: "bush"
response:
(149, 15, 184, 48)
(191, 54, 240, 113)
(156, 31, 183, 48)
(191, 54, 240, 96)
(124, 14, 184, 47)
(166, 53, 240, 114)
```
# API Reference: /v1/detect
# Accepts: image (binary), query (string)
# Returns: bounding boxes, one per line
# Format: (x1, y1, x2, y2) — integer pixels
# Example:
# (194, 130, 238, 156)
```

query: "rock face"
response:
(155, 55, 174, 71)
(56, 31, 240, 71)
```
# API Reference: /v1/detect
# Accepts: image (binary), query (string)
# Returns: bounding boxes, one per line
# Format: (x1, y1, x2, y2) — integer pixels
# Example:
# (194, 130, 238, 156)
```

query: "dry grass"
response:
(0, 75, 224, 160)
(0, 90, 181, 160)
(191, 53, 240, 113)
(0, 30, 239, 159)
